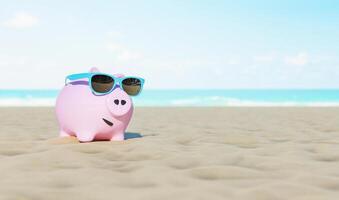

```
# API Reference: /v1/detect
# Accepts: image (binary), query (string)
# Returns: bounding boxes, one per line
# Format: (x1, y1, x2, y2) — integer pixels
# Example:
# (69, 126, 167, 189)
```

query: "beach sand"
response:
(1, 107, 339, 200)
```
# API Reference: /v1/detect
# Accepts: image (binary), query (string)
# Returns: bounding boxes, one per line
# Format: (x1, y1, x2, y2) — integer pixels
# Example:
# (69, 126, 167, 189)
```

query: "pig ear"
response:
(113, 73, 125, 78)
(89, 67, 100, 73)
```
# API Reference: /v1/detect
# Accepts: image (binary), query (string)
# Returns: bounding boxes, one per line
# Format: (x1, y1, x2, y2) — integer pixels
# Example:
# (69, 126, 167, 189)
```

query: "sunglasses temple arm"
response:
(65, 73, 91, 85)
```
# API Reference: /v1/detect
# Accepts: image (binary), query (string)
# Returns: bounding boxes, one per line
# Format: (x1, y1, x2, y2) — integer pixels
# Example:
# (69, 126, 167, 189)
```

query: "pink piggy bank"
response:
(55, 67, 143, 142)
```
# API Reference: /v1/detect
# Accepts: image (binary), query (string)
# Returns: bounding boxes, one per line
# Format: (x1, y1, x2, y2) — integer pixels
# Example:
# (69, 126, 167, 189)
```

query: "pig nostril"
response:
(114, 99, 120, 105)
(121, 100, 126, 105)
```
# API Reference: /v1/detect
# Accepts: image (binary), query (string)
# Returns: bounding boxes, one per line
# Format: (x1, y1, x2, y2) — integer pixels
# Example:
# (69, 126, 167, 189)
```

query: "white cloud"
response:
(284, 52, 309, 66)
(3, 12, 39, 29)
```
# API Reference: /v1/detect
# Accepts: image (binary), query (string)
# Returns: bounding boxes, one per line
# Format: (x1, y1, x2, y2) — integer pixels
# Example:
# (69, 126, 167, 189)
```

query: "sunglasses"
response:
(65, 73, 145, 96)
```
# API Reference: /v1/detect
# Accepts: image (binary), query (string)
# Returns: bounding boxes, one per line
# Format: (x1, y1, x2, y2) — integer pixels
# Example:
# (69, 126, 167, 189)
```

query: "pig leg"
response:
(110, 132, 125, 141)
(77, 133, 95, 143)
(59, 130, 71, 137)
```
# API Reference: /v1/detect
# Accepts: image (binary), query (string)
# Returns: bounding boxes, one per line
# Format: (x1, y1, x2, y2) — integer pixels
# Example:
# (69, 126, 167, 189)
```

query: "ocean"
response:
(0, 89, 339, 107)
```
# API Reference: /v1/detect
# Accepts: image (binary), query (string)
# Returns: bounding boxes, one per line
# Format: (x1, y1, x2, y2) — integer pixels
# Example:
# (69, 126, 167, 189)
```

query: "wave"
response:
(0, 98, 56, 107)
(168, 96, 339, 107)
(1, 96, 339, 107)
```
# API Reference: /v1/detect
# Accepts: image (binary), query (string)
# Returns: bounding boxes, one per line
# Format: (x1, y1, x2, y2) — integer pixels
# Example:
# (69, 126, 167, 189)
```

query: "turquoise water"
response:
(0, 89, 339, 106)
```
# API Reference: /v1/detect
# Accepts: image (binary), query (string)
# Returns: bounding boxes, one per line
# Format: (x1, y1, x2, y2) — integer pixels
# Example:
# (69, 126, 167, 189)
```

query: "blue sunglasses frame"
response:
(65, 73, 145, 96)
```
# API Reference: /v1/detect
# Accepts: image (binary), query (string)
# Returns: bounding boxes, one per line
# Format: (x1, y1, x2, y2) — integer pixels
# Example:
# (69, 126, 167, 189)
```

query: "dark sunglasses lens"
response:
(122, 78, 142, 96)
(91, 75, 114, 93)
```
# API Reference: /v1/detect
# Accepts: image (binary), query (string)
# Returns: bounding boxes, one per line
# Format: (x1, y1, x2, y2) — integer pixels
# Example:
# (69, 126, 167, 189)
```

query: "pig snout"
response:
(106, 88, 132, 117)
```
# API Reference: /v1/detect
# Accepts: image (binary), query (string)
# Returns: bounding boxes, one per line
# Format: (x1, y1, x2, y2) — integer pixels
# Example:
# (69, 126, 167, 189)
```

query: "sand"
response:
(1, 107, 339, 200)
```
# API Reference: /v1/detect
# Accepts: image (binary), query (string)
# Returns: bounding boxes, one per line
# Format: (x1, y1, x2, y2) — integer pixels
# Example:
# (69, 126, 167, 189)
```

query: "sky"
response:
(0, 0, 339, 89)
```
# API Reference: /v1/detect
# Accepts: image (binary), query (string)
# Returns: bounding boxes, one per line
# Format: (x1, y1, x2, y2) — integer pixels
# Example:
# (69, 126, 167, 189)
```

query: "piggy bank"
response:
(55, 67, 135, 142)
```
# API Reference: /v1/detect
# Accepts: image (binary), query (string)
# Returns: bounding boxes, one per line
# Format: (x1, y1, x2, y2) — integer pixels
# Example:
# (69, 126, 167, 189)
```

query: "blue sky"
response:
(0, 0, 338, 89)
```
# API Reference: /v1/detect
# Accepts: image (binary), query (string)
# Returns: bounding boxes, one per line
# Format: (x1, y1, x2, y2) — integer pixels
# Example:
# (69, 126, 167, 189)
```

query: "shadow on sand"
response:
(124, 132, 143, 140)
